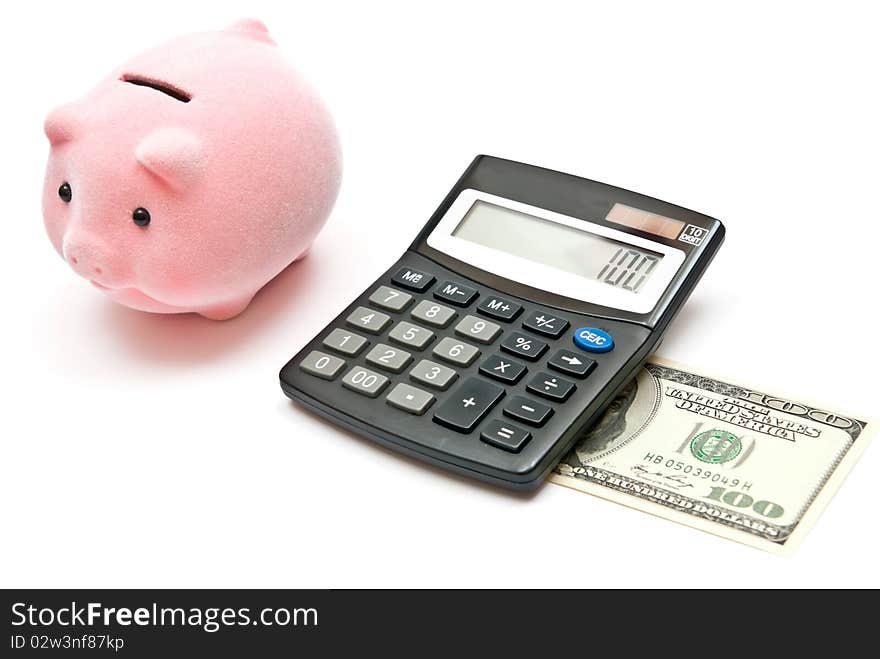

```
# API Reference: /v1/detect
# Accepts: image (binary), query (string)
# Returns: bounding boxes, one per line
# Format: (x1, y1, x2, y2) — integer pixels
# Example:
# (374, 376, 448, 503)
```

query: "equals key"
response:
(481, 420, 532, 453)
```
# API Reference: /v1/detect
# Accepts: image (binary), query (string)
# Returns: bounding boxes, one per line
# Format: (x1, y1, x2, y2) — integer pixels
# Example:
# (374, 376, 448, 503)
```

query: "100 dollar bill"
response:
(550, 358, 875, 553)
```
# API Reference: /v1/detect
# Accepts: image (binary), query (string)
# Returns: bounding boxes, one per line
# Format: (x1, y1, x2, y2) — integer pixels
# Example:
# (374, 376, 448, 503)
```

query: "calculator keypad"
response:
(323, 329, 368, 356)
(433, 337, 480, 367)
(342, 366, 389, 397)
(410, 359, 458, 390)
(411, 300, 457, 328)
(347, 306, 392, 334)
(454, 315, 502, 344)
(365, 343, 413, 374)
(388, 321, 435, 349)
(369, 285, 413, 312)
(287, 258, 634, 477)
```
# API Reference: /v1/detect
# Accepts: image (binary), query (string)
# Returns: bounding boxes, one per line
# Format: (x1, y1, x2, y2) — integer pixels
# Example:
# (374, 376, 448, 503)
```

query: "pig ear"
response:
(135, 127, 204, 191)
(226, 18, 276, 44)
(44, 103, 81, 146)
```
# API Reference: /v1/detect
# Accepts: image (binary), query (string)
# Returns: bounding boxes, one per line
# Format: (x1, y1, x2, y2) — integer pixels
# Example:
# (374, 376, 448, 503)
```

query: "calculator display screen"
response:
(453, 201, 664, 294)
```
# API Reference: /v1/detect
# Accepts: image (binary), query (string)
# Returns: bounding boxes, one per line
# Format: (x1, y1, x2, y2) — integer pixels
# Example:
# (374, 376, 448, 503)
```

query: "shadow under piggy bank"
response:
(101, 250, 322, 364)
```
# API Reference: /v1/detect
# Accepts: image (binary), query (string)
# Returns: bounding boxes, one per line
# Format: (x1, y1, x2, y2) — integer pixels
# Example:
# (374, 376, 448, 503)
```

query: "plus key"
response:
(432, 377, 505, 433)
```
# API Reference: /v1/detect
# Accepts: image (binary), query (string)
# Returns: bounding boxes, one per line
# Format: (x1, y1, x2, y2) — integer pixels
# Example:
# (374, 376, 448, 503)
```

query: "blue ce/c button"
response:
(573, 327, 614, 353)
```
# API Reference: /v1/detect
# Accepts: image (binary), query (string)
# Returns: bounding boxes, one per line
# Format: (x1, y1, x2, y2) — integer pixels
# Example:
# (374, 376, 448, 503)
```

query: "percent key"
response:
(501, 331, 548, 361)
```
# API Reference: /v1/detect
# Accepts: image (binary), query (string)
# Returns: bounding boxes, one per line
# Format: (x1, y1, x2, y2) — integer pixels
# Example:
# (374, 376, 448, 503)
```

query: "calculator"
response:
(279, 156, 724, 490)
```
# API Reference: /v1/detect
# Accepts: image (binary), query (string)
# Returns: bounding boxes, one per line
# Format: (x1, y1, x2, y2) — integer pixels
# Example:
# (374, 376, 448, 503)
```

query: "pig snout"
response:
(62, 237, 123, 286)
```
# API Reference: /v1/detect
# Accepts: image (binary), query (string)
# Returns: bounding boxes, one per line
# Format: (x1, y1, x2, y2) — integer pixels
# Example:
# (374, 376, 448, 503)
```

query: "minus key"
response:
(503, 395, 554, 427)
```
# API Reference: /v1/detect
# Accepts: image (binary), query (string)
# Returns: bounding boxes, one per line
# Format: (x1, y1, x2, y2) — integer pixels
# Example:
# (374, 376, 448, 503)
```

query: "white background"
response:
(1, 1, 877, 588)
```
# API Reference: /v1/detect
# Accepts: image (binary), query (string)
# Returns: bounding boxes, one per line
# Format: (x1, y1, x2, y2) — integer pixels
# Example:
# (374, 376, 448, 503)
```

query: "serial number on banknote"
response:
(638, 453, 754, 489)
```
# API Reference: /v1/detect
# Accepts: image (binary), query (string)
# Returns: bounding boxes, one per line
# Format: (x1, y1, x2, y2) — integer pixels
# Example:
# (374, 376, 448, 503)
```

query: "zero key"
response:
(300, 350, 346, 381)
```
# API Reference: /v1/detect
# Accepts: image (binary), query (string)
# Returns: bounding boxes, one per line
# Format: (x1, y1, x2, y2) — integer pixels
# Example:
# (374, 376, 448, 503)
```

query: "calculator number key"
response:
(365, 343, 413, 373)
(411, 300, 457, 328)
(410, 359, 458, 390)
(388, 321, 435, 349)
(479, 354, 527, 384)
(500, 331, 548, 361)
(299, 350, 346, 380)
(342, 366, 389, 397)
(503, 396, 554, 426)
(346, 306, 391, 334)
(322, 329, 368, 356)
(432, 377, 505, 433)
(433, 337, 480, 366)
(522, 310, 570, 338)
(368, 285, 413, 312)
(454, 315, 501, 344)
(526, 372, 576, 402)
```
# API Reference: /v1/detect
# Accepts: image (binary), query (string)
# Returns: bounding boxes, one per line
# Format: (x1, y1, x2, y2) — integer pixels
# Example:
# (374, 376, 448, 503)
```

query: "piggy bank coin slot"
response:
(120, 74, 191, 103)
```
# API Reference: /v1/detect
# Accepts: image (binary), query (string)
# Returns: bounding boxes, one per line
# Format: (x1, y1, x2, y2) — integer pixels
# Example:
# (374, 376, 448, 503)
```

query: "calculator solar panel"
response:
(280, 156, 724, 489)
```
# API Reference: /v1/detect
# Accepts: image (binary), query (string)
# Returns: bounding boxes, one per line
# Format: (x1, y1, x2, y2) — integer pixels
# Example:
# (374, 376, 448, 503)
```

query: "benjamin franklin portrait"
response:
(564, 369, 658, 466)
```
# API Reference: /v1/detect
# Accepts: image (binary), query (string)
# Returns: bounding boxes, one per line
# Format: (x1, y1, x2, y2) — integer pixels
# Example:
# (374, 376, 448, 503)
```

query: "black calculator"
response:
(280, 156, 724, 490)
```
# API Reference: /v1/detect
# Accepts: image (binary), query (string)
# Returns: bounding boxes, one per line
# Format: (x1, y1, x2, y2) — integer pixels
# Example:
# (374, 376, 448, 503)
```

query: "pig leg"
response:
(197, 244, 312, 320)
(293, 244, 311, 261)
(198, 294, 255, 321)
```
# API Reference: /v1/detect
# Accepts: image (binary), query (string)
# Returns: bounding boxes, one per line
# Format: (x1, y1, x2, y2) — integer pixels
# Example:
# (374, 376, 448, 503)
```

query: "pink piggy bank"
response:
(43, 19, 341, 319)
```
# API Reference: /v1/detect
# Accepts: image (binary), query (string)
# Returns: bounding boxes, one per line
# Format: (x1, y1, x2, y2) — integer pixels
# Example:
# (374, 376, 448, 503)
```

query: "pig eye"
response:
(132, 207, 151, 227)
(58, 182, 72, 203)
